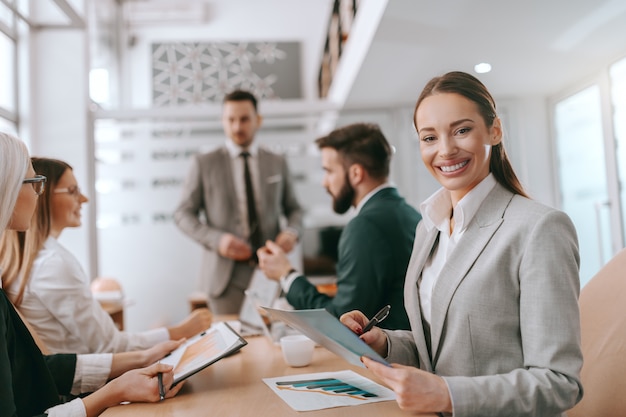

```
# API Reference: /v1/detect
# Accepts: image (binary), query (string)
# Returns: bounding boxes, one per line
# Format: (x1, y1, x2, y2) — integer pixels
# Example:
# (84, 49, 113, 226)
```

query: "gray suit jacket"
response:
(174, 146, 303, 296)
(385, 183, 583, 417)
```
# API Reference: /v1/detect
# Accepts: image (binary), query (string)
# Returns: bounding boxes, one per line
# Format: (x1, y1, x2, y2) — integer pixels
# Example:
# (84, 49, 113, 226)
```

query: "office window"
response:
(554, 85, 608, 285)
(0, 116, 16, 134)
(0, 3, 12, 28)
(0, 31, 15, 113)
(610, 57, 626, 243)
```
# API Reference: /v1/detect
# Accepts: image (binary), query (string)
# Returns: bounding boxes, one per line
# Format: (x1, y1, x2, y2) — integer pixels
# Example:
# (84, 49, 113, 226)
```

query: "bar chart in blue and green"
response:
(263, 370, 396, 411)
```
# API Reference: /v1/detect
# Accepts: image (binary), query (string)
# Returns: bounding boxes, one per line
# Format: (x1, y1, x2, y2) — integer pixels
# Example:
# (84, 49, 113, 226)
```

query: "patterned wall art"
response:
(151, 41, 302, 106)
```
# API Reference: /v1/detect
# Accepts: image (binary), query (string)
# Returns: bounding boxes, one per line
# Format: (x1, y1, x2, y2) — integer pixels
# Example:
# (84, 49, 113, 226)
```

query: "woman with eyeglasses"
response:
(0, 157, 213, 354)
(1, 132, 184, 416)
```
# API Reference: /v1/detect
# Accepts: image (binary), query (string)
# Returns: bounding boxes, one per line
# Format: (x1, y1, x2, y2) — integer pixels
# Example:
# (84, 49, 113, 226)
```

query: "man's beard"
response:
(331, 174, 354, 214)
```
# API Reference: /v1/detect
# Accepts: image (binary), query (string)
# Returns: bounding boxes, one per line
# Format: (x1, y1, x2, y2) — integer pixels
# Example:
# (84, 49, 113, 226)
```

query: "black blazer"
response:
(1, 289, 76, 417)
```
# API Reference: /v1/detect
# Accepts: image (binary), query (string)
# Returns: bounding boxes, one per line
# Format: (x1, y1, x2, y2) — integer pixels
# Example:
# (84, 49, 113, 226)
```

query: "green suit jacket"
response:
(286, 187, 421, 330)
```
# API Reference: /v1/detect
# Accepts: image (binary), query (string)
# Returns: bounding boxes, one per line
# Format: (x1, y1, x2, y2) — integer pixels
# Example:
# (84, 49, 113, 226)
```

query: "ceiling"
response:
(109, 0, 626, 112)
(343, 0, 626, 107)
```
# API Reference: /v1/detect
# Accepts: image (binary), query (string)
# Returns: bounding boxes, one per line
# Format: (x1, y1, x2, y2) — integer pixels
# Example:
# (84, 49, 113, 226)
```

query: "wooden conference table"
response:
(101, 319, 437, 417)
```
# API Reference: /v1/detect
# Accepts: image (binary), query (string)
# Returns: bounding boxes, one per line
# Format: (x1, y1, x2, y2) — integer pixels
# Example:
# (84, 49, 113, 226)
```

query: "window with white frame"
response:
(554, 86, 608, 286)
(554, 54, 626, 286)
(0, 31, 16, 113)
(610, 57, 626, 245)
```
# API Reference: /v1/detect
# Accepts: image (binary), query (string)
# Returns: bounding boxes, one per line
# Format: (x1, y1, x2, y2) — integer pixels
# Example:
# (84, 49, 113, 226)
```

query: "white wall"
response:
(498, 97, 556, 207)
(29, 21, 94, 280)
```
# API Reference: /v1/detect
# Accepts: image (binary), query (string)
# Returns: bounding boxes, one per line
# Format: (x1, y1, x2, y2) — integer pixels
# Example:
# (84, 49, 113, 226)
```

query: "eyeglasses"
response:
(53, 185, 82, 199)
(23, 175, 47, 196)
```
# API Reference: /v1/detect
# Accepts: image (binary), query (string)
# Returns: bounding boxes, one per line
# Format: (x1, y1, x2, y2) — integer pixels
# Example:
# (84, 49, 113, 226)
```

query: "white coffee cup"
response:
(280, 334, 315, 367)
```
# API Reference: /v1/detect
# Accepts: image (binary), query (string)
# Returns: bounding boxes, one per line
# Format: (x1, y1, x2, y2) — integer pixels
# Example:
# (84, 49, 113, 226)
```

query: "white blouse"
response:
(418, 174, 497, 324)
(12, 236, 168, 354)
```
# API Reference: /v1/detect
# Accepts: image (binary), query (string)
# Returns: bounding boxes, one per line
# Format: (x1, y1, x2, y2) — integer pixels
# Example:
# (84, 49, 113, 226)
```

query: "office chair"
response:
(567, 248, 626, 417)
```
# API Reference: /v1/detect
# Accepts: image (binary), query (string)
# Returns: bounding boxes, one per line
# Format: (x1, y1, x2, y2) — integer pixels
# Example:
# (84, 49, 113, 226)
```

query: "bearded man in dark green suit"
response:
(258, 123, 421, 330)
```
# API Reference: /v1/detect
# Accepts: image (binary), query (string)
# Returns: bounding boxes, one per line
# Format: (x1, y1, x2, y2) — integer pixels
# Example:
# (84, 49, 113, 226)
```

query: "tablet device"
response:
(160, 321, 247, 386)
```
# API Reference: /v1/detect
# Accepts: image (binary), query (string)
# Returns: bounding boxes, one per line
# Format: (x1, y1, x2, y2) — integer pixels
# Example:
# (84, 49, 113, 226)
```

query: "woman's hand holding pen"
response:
(340, 310, 388, 357)
(82, 363, 185, 415)
(342, 309, 452, 414)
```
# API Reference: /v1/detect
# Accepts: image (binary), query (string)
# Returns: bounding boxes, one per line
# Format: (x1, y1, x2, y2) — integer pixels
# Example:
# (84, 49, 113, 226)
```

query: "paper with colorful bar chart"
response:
(263, 370, 396, 411)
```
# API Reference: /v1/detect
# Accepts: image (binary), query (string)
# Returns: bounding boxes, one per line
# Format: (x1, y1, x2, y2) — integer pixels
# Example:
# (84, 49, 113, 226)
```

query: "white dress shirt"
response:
(12, 236, 168, 354)
(418, 174, 497, 324)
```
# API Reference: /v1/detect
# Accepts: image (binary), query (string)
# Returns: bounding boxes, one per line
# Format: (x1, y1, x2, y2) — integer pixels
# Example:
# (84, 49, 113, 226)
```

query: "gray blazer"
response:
(174, 146, 303, 296)
(386, 183, 583, 417)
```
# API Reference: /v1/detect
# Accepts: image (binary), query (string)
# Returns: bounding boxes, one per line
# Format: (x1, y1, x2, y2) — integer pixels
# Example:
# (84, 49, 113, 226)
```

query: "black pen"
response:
(362, 305, 391, 333)
(157, 372, 165, 401)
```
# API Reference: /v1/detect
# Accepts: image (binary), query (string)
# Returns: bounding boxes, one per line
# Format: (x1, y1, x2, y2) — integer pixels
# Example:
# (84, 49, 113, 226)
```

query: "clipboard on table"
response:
(160, 321, 247, 387)
(261, 307, 390, 368)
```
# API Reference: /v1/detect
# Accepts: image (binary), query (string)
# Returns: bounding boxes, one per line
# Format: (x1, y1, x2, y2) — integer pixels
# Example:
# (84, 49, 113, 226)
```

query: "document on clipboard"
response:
(261, 308, 390, 368)
(160, 321, 247, 386)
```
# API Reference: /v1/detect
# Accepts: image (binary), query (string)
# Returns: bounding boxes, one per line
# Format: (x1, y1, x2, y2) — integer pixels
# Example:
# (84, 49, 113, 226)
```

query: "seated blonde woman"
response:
(0, 132, 184, 416)
(0, 157, 212, 354)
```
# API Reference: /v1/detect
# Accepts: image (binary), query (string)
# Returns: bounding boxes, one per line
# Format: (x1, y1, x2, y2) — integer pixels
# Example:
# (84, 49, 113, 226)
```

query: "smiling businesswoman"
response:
(0, 157, 212, 355)
(341, 72, 583, 417)
(0, 132, 184, 417)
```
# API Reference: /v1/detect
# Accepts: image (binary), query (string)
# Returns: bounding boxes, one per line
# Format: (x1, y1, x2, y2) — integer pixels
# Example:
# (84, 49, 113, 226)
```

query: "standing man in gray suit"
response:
(174, 90, 303, 314)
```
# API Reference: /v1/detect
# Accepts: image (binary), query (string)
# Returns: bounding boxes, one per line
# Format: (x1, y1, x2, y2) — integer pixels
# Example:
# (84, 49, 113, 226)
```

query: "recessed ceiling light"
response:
(474, 63, 492, 74)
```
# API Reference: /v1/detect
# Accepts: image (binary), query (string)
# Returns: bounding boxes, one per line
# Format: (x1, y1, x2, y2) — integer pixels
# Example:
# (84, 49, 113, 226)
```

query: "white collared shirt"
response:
(418, 174, 497, 324)
(225, 139, 261, 238)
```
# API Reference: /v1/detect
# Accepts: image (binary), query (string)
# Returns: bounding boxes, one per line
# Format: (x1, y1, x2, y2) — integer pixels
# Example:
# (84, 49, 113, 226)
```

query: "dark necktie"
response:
(241, 152, 262, 257)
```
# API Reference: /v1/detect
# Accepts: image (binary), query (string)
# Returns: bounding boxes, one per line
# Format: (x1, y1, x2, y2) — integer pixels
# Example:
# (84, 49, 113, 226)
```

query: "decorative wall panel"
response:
(151, 41, 302, 106)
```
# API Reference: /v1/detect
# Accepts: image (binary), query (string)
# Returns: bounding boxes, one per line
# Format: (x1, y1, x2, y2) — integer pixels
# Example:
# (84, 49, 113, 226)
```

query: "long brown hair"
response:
(413, 71, 528, 198)
(0, 157, 72, 306)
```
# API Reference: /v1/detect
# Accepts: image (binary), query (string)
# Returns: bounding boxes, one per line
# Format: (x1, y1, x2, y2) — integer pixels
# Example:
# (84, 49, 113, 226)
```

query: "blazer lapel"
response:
(405, 227, 440, 372)
(429, 184, 513, 364)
